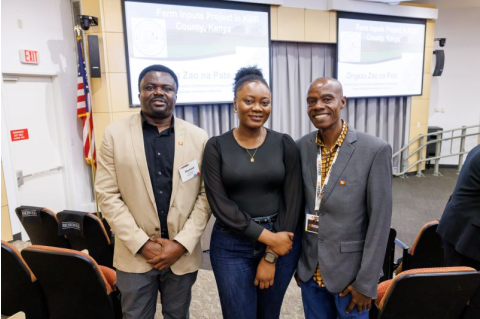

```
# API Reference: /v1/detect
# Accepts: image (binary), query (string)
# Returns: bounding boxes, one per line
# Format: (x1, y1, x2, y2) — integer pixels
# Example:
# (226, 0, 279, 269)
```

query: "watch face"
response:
(265, 252, 277, 263)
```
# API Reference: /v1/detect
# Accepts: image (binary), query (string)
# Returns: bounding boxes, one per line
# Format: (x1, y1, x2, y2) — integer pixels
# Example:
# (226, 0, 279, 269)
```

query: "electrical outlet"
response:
(435, 108, 440, 113)
(17, 19, 23, 29)
(417, 122, 421, 128)
(441, 108, 446, 113)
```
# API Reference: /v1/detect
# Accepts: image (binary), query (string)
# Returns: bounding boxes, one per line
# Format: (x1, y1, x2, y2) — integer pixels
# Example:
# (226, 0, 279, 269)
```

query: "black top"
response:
(142, 113, 174, 239)
(203, 129, 303, 240)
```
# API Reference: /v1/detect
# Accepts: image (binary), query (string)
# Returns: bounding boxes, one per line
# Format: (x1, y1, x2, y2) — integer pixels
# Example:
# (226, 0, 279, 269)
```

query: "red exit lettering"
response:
(19, 50, 39, 64)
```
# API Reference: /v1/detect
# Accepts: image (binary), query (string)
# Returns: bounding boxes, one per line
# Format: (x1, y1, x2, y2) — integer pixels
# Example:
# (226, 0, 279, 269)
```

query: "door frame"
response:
(1, 71, 75, 240)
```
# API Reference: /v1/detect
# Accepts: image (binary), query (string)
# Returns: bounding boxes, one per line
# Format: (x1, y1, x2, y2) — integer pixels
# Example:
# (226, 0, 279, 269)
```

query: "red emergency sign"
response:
(10, 129, 29, 141)
(19, 50, 39, 64)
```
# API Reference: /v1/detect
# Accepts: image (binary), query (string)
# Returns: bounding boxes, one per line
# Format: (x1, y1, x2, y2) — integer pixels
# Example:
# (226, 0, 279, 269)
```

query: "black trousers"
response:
(444, 240, 480, 270)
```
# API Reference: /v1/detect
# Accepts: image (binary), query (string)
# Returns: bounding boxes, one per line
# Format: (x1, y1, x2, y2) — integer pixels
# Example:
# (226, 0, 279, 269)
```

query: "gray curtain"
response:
(269, 42, 336, 139)
(343, 97, 409, 172)
(175, 103, 236, 137)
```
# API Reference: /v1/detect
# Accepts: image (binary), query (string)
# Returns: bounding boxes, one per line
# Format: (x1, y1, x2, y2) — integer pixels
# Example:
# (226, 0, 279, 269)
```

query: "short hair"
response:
(138, 64, 179, 92)
(233, 66, 269, 98)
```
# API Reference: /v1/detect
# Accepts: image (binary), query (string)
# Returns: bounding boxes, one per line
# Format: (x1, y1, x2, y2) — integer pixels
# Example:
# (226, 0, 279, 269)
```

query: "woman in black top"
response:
(203, 66, 303, 319)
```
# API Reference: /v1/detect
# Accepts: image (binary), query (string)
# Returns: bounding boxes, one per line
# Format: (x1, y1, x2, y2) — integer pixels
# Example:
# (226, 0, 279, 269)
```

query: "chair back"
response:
(1, 241, 48, 319)
(15, 206, 70, 248)
(380, 228, 397, 282)
(405, 220, 444, 270)
(21, 245, 120, 319)
(462, 282, 480, 319)
(57, 210, 114, 268)
(376, 267, 480, 319)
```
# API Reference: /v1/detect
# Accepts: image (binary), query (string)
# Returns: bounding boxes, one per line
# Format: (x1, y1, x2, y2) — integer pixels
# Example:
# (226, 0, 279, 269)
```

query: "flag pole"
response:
(76, 25, 101, 219)
(88, 114, 100, 219)
(87, 105, 100, 218)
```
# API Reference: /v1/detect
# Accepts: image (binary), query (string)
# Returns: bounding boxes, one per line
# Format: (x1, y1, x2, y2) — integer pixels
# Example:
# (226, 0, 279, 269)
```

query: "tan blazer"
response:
(95, 113, 211, 275)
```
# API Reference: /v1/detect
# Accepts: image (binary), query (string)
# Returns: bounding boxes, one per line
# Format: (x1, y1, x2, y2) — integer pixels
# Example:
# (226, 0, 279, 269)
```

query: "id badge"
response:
(179, 159, 201, 183)
(305, 213, 319, 234)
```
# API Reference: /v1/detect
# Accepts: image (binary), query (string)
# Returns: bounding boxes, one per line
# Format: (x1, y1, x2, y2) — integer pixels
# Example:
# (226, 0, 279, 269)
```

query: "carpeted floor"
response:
(6, 168, 459, 319)
(391, 167, 458, 257)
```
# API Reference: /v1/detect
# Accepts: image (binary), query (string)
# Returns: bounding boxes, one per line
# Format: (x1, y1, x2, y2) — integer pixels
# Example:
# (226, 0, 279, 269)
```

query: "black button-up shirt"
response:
(142, 113, 175, 239)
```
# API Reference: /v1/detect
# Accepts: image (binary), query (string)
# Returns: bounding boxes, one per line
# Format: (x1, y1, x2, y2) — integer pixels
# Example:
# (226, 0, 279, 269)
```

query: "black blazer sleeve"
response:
(274, 134, 303, 233)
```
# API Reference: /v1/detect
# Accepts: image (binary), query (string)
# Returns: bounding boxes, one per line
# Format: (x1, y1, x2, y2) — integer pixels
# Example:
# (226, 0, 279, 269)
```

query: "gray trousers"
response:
(116, 268, 198, 319)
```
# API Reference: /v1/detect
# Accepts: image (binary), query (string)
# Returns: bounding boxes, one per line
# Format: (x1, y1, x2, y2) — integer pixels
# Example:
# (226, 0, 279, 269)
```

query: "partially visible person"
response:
(437, 144, 480, 270)
(95, 64, 211, 319)
(202, 66, 303, 319)
(296, 77, 392, 319)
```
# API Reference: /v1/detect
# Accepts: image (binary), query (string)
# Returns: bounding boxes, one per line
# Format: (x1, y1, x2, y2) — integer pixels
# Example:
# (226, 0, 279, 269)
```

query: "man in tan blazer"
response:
(95, 64, 211, 319)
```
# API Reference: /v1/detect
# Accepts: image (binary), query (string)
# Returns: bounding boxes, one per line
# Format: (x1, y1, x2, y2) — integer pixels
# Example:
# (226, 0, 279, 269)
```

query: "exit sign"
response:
(19, 50, 39, 64)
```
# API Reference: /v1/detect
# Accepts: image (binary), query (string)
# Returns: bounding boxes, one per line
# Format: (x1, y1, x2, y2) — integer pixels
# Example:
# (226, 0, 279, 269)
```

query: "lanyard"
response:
(314, 146, 340, 212)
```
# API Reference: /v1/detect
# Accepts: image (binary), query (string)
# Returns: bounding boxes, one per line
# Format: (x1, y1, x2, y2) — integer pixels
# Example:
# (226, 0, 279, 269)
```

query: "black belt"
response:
(252, 214, 278, 225)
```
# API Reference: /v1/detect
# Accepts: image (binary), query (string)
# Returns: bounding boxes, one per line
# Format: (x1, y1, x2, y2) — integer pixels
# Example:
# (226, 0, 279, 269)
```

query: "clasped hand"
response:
(140, 237, 186, 270)
(258, 229, 293, 256)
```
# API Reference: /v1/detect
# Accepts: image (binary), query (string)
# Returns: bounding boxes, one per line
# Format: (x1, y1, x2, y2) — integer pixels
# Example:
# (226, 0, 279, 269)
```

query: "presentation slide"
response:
(337, 15, 426, 98)
(124, 1, 270, 105)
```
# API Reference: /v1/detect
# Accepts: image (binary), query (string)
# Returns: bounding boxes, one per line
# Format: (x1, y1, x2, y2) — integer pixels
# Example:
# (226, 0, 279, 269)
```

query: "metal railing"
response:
(393, 125, 480, 177)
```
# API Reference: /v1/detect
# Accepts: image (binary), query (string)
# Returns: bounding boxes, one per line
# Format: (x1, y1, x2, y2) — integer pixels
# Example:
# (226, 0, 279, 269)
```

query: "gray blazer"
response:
(296, 125, 392, 298)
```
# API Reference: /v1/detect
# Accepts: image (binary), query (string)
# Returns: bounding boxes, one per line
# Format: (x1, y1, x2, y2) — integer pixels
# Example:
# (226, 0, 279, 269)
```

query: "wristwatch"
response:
(264, 252, 278, 264)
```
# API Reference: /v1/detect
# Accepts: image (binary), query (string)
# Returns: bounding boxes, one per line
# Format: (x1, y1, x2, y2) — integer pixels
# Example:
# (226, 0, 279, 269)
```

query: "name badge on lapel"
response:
(305, 213, 319, 234)
(179, 159, 200, 183)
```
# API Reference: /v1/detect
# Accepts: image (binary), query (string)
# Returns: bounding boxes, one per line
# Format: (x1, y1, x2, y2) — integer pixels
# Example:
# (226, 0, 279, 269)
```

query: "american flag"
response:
(76, 33, 96, 168)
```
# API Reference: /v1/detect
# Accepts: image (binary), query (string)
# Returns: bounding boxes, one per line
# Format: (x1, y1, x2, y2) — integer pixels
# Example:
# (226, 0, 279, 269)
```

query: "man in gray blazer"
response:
(296, 78, 392, 319)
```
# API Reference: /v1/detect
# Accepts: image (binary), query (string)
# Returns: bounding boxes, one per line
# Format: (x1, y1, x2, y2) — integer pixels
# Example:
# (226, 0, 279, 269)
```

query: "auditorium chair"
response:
(22, 245, 122, 319)
(373, 267, 480, 319)
(57, 210, 114, 268)
(394, 220, 444, 274)
(379, 228, 397, 283)
(1, 240, 48, 319)
(15, 206, 70, 248)
(461, 281, 480, 319)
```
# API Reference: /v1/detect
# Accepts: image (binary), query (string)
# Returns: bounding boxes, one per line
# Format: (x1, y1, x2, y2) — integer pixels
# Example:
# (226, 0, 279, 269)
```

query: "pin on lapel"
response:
(178, 141, 184, 146)
(339, 180, 346, 185)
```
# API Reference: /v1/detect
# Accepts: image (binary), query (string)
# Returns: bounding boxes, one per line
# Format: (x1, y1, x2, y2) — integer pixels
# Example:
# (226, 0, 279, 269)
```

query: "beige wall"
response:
(407, 19, 435, 172)
(2, 163, 13, 241)
(271, 6, 336, 43)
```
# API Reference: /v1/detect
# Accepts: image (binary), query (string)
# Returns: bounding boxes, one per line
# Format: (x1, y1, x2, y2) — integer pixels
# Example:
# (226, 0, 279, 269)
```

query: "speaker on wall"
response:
(88, 35, 101, 78)
(433, 50, 444, 77)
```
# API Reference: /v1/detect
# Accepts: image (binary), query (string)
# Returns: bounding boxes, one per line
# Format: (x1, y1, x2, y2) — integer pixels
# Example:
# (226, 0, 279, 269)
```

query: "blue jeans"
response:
(301, 278, 369, 319)
(210, 219, 301, 319)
